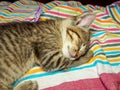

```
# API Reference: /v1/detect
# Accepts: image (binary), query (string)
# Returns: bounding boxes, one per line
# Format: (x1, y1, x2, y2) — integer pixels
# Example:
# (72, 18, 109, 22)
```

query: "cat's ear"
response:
(76, 12, 96, 30)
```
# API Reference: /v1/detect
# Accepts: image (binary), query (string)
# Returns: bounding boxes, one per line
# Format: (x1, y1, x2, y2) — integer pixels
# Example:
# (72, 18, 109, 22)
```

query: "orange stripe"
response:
(4, 10, 11, 14)
(91, 45, 101, 52)
(104, 47, 120, 51)
(58, 6, 83, 13)
(0, 16, 8, 19)
(108, 58, 120, 62)
(24, 68, 44, 75)
(39, 17, 47, 21)
(96, 18, 113, 23)
(11, 4, 19, 8)
(86, 55, 107, 64)
(99, 34, 107, 39)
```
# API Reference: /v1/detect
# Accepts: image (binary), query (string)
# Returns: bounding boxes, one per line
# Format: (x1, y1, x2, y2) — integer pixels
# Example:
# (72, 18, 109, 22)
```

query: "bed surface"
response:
(0, 0, 120, 90)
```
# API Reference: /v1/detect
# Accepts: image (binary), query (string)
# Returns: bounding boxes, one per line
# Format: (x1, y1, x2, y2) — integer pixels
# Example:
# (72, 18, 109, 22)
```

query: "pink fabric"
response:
(100, 73, 120, 90)
(44, 73, 120, 90)
(44, 78, 106, 90)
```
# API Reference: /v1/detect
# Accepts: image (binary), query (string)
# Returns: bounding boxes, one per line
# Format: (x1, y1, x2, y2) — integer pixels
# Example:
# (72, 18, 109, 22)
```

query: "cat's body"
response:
(0, 12, 95, 90)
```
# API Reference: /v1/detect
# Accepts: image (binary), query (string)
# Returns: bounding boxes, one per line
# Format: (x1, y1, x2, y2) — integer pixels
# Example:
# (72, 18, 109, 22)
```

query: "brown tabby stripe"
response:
(69, 29, 81, 39)
(58, 57, 66, 69)
(41, 51, 60, 66)
(0, 73, 4, 79)
(53, 56, 62, 68)
(0, 66, 10, 79)
(4, 59, 11, 68)
(67, 30, 73, 40)
(8, 29, 19, 37)
(0, 39, 14, 58)
(1, 39, 18, 61)
(0, 33, 23, 69)
(5, 32, 13, 40)
(44, 52, 60, 68)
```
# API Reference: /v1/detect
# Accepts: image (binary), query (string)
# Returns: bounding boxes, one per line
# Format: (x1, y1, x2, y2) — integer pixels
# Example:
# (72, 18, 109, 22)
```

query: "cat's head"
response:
(61, 12, 96, 60)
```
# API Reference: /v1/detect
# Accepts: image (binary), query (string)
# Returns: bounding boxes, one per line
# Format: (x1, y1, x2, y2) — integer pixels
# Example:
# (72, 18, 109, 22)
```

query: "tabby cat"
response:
(0, 12, 96, 90)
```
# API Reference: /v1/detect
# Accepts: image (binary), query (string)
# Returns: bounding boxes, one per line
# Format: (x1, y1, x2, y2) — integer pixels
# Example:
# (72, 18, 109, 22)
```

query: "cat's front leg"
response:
(13, 80, 38, 90)
(69, 50, 93, 68)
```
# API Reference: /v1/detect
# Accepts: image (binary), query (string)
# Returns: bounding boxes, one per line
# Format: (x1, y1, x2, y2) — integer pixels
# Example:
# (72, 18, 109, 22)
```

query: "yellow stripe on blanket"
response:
(91, 45, 102, 52)
(108, 58, 120, 62)
(87, 55, 107, 64)
(24, 68, 44, 76)
(103, 47, 120, 51)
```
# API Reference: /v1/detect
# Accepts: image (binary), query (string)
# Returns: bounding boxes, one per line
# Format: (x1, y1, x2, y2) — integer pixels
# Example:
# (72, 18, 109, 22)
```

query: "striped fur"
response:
(0, 13, 95, 90)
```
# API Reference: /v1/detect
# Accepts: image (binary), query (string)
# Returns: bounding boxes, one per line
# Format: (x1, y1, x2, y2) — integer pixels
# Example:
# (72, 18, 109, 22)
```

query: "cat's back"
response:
(0, 22, 33, 37)
(0, 19, 62, 58)
(0, 19, 62, 60)
(0, 19, 61, 36)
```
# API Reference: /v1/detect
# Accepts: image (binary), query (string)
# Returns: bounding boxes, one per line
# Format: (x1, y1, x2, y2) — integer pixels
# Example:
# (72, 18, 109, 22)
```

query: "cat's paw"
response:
(85, 50, 93, 58)
(69, 50, 93, 68)
(14, 80, 38, 90)
(43, 58, 72, 72)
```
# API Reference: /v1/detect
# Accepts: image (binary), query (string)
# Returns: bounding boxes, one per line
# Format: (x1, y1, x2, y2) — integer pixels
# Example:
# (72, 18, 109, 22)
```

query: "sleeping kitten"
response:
(0, 12, 95, 90)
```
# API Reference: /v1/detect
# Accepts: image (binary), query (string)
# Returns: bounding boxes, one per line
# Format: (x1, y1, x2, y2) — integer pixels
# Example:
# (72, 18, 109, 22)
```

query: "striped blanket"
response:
(0, 0, 120, 90)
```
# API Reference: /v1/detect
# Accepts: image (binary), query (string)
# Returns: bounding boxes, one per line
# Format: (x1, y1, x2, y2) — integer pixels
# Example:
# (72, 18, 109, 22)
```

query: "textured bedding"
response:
(0, 0, 120, 90)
